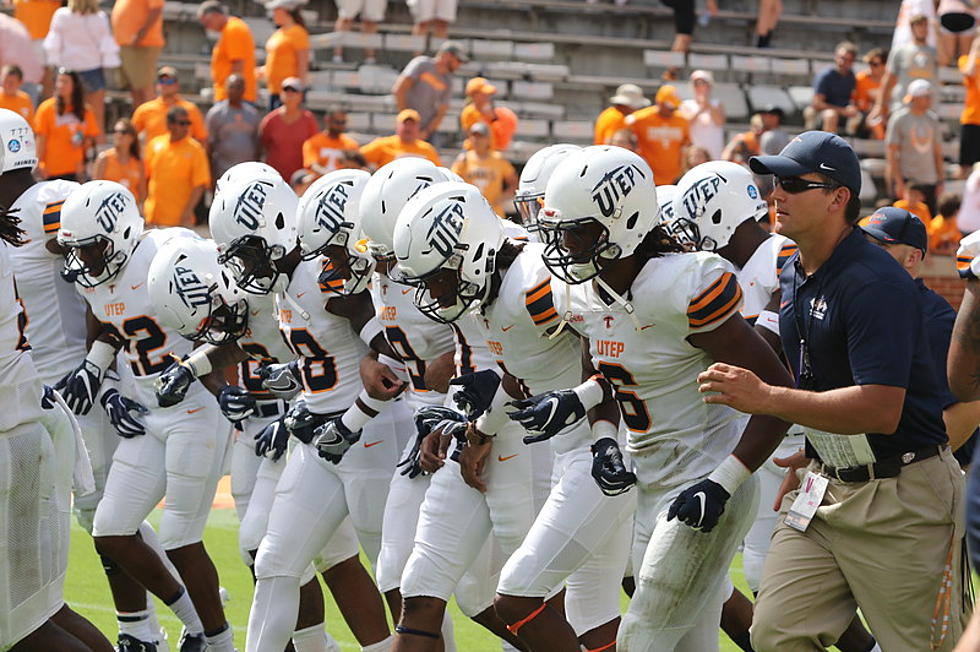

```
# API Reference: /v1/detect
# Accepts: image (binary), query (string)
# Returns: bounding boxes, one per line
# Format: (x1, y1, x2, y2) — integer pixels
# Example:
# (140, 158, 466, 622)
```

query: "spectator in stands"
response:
(758, 105, 790, 154)
(409, 0, 458, 40)
(0, 13, 44, 105)
(959, 35, 980, 176)
(132, 66, 208, 144)
(625, 84, 690, 184)
(929, 191, 963, 255)
(685, 145, 711, 168)
(111, 0, 165, 108)
(960, 162, 980, 234)
(93, 117, 146, 203)
(851, 48, 887, 139)
(722, 113, 764, 164)
(144, 105, 211, 226)
(0, 65, 34, 123)
(594, 83, 649, 145)
(895, 183, 934, 225)
(205, 74, 261, 181)
(755, 0, 781, 48)
(804, 40, 859, 134)
(873, 14, 937, 122)
(44, 0, 119, 138)
(12, 0, 60, 98)
(885, 79, 944, 214)
(459, 77, 519, 152)
(937, 0, 977, 67)
(892, 0, 938, 52)
(451, 121, 517, 217)
(261, 0, 309, 111)
(360, 109, 441, 169)
(302, 106, 359, 178)
(608, 128, 638, 151)
(393, 41, 466, 144)
(662, 0, 717, 54)
(679, 69, 725, 159)
(33, 68, 99, 182)
(259, 76, 318, 182)
(332, 0, 386, 64)
(197, 1, 257, 105)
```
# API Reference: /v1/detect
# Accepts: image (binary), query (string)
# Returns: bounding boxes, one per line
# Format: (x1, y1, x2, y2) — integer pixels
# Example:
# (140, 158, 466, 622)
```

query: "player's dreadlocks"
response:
(634, 222, 688, 261)
(0, 206, 25, 247)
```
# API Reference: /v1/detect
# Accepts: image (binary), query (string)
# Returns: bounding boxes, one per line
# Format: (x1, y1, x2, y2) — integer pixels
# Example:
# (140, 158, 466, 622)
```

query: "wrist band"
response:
(87, 340, 117, 374)
(473, 381, 510, 436)
(707, 454, 752, 495)
(359, 316, 384, 348)
(756, 310, 780, 336)
(378, 353, 409, 384)
(183, 347, 213, 377)
(340, 389, 386, 431)
(573, 375, 608, 410)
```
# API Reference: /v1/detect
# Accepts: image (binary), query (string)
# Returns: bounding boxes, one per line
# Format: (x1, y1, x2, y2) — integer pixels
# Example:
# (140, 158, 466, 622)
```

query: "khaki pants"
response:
(751, 447, 969, 652)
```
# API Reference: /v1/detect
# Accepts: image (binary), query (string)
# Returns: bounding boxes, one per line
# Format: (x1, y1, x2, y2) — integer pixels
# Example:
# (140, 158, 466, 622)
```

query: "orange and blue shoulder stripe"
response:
(688, 272, 742, 328)
(43, 200, 65, 234)
(525, 276, 558, 326)
(957, 254, 975, 279)
(775, 243, 798, 276)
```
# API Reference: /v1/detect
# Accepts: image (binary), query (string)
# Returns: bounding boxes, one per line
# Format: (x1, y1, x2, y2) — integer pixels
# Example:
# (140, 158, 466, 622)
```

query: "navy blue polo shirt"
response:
(778, 228, 948, 460)
(813, 67, 856, 108)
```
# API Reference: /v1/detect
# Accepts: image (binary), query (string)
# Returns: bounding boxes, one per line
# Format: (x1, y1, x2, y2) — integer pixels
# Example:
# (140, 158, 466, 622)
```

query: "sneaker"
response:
(177, 631, 206, 652)
(118, 634, 158, 652)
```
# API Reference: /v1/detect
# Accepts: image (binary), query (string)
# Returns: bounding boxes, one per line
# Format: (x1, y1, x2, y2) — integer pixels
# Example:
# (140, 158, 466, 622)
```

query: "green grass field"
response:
(64, 507, 749, 651)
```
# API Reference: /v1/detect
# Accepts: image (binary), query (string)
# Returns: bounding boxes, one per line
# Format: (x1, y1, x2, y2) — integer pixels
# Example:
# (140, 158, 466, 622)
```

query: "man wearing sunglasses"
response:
(131, 66, 207, 144)
(696, 131, 967, 651)
(143, 105, 211, 226)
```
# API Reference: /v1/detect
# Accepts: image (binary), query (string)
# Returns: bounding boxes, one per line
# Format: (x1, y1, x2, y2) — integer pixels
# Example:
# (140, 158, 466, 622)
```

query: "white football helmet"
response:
(393, 182, 505, 323)
(539, 145, 658, 283)
(514, 144, 581, 232)
(147, 237, 248, 345)
(671, 160, 769, 251)
(0, 108, 37, 174)
(58, 180, 145, 288)
(215, 161, 281, 194)
(296, 169, 374, 295)
(359, 157, 441, 261)
(209, 175, 298, 295)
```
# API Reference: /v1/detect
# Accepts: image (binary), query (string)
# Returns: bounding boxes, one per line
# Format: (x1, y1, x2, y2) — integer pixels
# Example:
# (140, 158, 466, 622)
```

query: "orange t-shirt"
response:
(302, 132, 360, 172)
(131, 96, 208, 143)
(852, 70, 881, 113)
(451, 150, 516, 216)
(625, 107, 690, 184)
(110, 0, 164, 47)
(33, 98, 99, 177)
(13, 0, 61, 40)
(264, 25, 309, 95)
(459, 104, 518, 151)
(98, 149, 144, 201)
(360, 135, 442, 168)
(144, 134, 211, 226)
(928, 214, 962, 253)
(0, 90, 34, 123)
(893, 199, 932, 225)
(594, 106, 630, 145)
(960, 55, 980, 126)
(212, 16, 257, 103)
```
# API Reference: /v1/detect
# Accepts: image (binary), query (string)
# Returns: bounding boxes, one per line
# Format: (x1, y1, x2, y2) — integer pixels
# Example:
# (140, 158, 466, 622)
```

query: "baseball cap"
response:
(655, 84, 681, 109)
(468, 121, 490, 136)
(397, 109, 421, 123)
(266, 0, 305, 10)
(281, 77, 304, 92)
(759, 104, 785, 118)
(749, 130, 862, 195)
(859, 206, 928, 252)
(465, 77, 497, 96)
(690, 70, 714, 85)
(437, 40, 469, 63)
(157, 66, 178, 79)
(904, 79, 933, 102)
(609, 83, 650, 109)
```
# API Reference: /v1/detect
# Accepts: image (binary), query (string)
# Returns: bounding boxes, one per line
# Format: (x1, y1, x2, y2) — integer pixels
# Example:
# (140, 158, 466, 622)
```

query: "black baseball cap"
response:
(859, 206, 928, 252)
(750, 130, 861, 195)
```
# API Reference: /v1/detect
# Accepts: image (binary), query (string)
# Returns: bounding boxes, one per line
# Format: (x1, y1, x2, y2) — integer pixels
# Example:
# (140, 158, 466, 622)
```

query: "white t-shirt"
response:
(43, 8, 117, 72)
(959, 167, 980, 234)
(680, 98, 724, 160)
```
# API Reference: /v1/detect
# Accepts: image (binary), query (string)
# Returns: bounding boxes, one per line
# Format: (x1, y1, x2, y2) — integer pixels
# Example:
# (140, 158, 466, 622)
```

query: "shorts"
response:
(410, 0, 458, 23)
(119, 45, 161, 91)
(338, 0, 387, 22)
(960, 123, 980, 167)
(77, 68, 106, 93)
(662, 0, 696, 35)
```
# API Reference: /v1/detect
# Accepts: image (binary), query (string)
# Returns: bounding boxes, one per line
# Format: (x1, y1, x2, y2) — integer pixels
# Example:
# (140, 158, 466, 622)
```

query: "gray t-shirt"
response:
(400, 56, 451, 129)
(205, 100, 261, 180)
(760, 128, 792, 155)
(885, 108, 942, 184)
(885, 43, 938, 110)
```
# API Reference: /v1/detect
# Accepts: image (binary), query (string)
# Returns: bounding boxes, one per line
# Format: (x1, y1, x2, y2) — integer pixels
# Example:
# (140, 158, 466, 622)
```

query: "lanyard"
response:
(792, 264, 824, 390)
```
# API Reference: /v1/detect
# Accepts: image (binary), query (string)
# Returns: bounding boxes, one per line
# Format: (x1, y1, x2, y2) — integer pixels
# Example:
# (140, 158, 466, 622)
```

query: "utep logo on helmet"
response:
(315, 182, 350, 233)
(591, 164, 646, 218)
(680, 173, 726, 219)
(426, 200, 464, 258)
(172, 265, 210, 309)
(96, 192, 130, 232)
(235, 181, 270, 230)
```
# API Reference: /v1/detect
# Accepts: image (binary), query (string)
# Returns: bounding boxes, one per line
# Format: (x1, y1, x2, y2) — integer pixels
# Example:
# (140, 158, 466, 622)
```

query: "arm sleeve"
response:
(843, 280, 918, 388)
(686, 255, 743, 334)
(523, 276, 560, 329)
(226, 21, 254, 59)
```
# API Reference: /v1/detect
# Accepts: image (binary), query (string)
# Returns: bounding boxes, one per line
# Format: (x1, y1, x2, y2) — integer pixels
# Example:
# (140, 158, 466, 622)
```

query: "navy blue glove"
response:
(507, 389, 587, 444)
(314, 417, 361, 464)
(218, 385, 256, 424)
(667, 479, 731, 533)
(590, 437, 636, 496)
(398, 411, 438, 479)
(413, 406, 469, 444)
(55, 359, 105, 415)
(40, 385, 57, 410)
(155, 361, 194, 408)
(257, 361, 302, 399)
(101, 388, 148, 438)
(255, 416, 289, 460)
(282, 398, 317, 444)
(449, 370, 501, 419)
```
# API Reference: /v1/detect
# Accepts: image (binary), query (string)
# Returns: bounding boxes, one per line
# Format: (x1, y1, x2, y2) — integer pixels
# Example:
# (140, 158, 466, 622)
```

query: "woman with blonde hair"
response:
(94, 118, 146, 203)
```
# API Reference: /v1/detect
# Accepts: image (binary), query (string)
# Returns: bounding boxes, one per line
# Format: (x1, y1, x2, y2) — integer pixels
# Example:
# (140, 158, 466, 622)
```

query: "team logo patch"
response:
(679, 172, 727, 220)
(95, 191, 130, 232)
(591, 164, 647, 218)
(314, 181, 351, 234)
(7, 138, 20, 153)
(747, 184, 758, 199)
(424, 200, 464, 258)
(234, 181, 270, 229)
(171, 264, 211, 310)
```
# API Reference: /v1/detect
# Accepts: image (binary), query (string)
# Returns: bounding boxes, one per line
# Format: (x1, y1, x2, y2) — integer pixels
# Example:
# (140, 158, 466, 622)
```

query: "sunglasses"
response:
(159, 77, 177, 85)
(775, 176, 840, 194)
(282, 86, 301, 93)
(171, 120, 192, 126)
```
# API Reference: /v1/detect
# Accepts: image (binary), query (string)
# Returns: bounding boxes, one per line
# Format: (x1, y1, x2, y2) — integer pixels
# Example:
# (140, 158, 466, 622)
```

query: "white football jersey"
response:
(0, 242, 37, 395)
(276, 258, 367, 415)
(238, 291, 294, 400)
(565, 251, 747, 486)
(737, 234, 796, 321)
(8, 180, 86, 384)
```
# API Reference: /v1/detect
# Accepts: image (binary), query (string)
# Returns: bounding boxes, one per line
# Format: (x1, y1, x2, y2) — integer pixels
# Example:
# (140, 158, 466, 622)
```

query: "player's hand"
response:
(218, 385, 256, 424)
(282, 397, 316, 444)
(667, 479, 730, 532)
(257, 361, 302, 399)
(459, 437, 490, 493)
(772, 449, 808, 511)
(398, 408, 453, 478)
(449, 369, 500, 419)
(254, 416, 289, 461)
(414, 406, 469, 443)
(396, 425, 428, 479)
(101, 388, 149, 438)
(313, 418, 362, 464)
(360, 355, 407, 401)
(55, 359, 105, 415)
(697, 362, 773, 414)
(40, 385, 57, 410)
(957, 231, 980, 279)
(420, 431, 450, 473)
(590, 437, 636, 495)
(155, 361, 195, 408)
(507, 389, 586, 444)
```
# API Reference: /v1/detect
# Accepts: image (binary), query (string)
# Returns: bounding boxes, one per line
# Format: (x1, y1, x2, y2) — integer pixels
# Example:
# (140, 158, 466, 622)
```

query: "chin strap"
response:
(594, 276, 643, 332)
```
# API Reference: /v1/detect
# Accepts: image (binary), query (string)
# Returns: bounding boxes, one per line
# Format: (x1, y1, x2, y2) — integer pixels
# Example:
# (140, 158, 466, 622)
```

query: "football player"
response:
(57, 180, 233, 652)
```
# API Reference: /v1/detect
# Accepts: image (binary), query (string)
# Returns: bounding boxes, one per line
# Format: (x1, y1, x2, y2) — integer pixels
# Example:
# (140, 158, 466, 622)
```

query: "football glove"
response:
(254, 416, 289, 461)
(257, 361, 302, 399)
(449, 369, 501, 419)
(55, 359, 105, 415)
(101, 388, 148, 438)
(397, 414, 431, 479)
(507, 389, 587, 444)
(282, 397, 317, 444)
(313, 418, 361, 464)
(155, 361, 195, 408)
(667, 478, 731, 533)
(957, 230, 980, 279)
(218, 385, 256, 424)
(414, 406, 469, 443)
(590, 437, 636, 496)
(40, 384, 57, 410)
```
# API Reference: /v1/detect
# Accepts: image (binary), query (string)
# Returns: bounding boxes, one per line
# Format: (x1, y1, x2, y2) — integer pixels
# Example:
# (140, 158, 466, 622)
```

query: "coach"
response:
(697, 131, 967, 651)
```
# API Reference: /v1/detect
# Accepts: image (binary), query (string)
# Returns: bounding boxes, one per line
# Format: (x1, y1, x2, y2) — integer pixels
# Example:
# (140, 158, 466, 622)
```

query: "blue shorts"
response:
(78, 67, 106, 93)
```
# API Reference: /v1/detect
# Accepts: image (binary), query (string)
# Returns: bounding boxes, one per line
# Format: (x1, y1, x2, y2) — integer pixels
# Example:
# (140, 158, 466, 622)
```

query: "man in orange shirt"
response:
(594, 83, 650, 145)
(132, 67, 207, 144)
(0, 65, 34, 123)
(302, 107, 359, 178)
(144, 106, 211, 226)
(197, 1, 257, 103)
(459, 77, 518, 151)
(625, 84, 691, 184)
(851, 48, 886, 139)
(451, 121, 517, 216)
(360, 109, 442, 169)
(111, 0, 165, 107)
